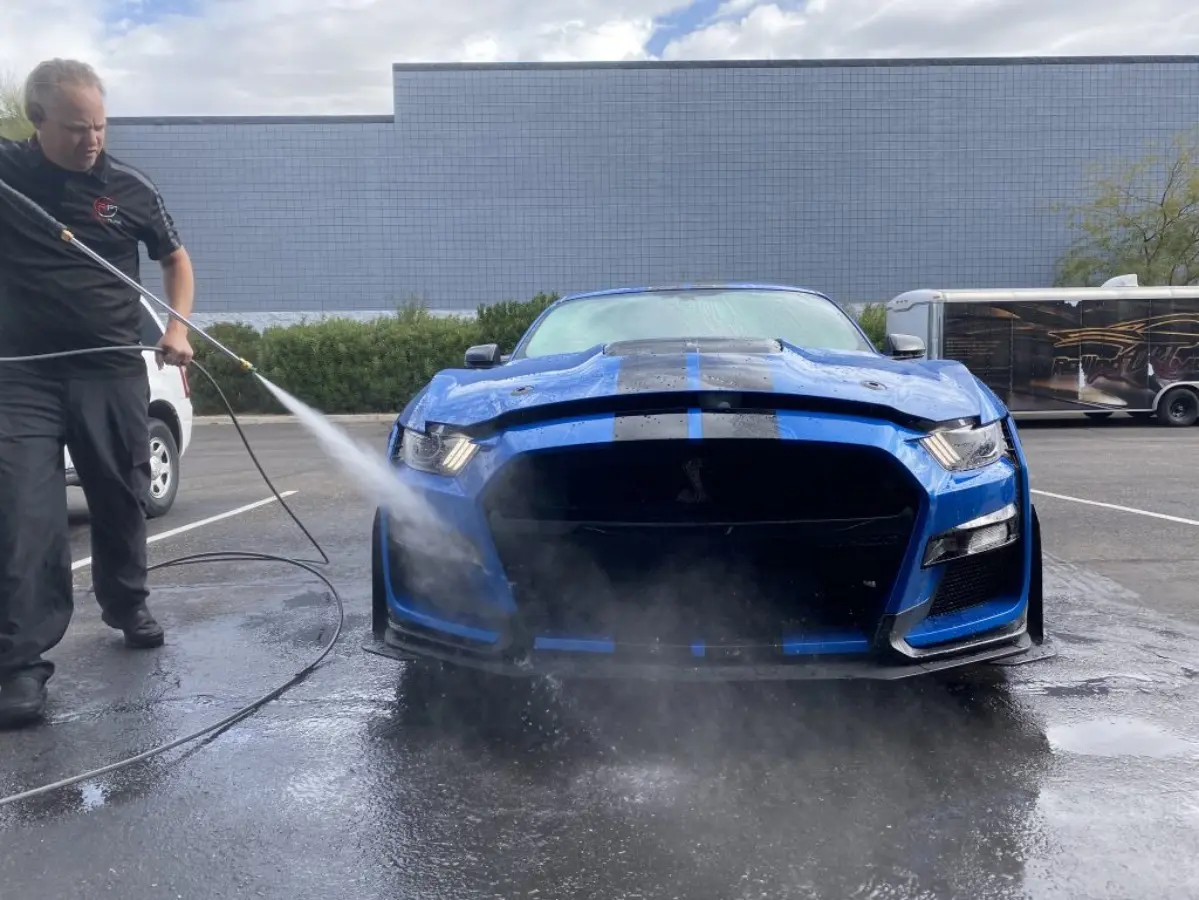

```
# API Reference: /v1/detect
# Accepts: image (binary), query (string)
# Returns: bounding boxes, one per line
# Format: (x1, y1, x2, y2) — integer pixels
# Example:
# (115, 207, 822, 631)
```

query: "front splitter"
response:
(362, 625, 1056, 682)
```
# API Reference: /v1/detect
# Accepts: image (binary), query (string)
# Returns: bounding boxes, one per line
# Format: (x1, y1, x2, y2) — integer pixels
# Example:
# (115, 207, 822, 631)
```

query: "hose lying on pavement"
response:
(0, 348, 345, 810)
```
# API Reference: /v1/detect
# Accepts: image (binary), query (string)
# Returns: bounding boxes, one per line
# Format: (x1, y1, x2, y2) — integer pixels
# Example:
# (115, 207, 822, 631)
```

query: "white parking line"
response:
(1032, 488, 1199, 527)
(71, 491, 299, 572)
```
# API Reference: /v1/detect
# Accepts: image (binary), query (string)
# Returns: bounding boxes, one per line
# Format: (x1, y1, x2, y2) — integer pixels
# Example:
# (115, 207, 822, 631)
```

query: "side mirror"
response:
(884, 333, 926, 360)
(464, 343, 503, 368)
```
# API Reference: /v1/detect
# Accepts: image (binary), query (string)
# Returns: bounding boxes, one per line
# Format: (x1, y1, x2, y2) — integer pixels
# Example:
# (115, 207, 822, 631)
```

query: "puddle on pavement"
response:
(1048, 717, 1199, 758)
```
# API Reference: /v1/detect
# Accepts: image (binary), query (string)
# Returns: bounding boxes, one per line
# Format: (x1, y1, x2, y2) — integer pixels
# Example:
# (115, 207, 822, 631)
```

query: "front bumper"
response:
(370, 410, 1050, 681)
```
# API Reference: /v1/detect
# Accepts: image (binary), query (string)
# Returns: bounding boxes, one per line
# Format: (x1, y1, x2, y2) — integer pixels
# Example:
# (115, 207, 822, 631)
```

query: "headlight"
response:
(399, 426, 479, 476)
(919, 420, 1005, 471)
(923, 502, 1019, 567)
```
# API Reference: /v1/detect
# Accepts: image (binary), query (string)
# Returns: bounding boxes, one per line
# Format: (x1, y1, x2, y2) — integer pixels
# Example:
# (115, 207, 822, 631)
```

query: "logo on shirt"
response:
(93, 197, 119, 222)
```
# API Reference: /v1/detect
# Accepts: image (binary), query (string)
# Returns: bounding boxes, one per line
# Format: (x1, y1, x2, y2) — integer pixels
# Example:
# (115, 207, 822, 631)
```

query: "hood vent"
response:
(604, 337, 783, 356)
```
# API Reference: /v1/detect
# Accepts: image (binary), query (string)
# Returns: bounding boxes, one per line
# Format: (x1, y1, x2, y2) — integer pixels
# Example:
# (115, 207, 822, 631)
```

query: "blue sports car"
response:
(366, 284, 1050, 680)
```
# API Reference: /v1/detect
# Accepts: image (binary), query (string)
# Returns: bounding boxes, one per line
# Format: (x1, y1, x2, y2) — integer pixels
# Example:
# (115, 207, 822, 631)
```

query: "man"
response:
(0, 58, 195, 728)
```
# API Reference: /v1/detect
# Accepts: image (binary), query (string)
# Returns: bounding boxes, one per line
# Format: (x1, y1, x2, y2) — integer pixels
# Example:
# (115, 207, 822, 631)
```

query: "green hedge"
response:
(855, 303, 888, 350)
(188, 293, 886, 416)
(188, 295, 559, 415)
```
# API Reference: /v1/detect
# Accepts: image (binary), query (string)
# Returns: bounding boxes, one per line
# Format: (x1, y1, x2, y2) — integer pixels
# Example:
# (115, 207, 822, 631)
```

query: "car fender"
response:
(916, 360, 1010, 424)
(971, 374, 1011, 424)
(397, 384, 434, 433)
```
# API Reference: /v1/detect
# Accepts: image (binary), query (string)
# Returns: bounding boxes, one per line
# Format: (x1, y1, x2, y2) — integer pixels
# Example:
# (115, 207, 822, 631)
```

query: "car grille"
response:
(928, 540, 1024, 618)
(480, 439, 921, 649)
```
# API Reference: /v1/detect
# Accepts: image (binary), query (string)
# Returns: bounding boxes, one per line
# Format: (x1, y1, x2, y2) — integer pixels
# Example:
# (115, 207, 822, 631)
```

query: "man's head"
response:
(24, 58, 107, 172)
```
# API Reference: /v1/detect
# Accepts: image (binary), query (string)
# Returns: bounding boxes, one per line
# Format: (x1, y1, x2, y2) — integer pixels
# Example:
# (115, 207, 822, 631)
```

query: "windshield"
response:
(515, 288, 874, 359)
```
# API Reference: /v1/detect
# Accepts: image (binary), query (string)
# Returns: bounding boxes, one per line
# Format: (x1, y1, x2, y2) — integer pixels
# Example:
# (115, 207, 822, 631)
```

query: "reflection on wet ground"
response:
(4, 552, 1199, 899)
(367, 667, 1051, 900)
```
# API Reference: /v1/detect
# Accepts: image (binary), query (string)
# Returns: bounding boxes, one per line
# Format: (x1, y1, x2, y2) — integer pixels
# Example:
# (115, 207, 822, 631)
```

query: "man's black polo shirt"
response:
(0, 137, 183, 377)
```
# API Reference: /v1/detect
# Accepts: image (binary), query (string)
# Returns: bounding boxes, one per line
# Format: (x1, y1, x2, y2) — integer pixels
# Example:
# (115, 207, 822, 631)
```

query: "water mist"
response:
(254, 374, 477, 565)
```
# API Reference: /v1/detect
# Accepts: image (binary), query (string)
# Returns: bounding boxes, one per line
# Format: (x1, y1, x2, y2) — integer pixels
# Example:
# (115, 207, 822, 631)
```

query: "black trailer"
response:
(885, 281, 1199, 426)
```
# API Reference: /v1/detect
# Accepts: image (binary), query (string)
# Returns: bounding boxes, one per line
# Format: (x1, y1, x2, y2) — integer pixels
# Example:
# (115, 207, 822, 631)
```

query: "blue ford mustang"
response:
(366, 284, 1050, 680)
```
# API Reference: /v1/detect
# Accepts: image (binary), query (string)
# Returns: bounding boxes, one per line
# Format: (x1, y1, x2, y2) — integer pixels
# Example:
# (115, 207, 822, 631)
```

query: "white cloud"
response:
(662, 0, 1199, 60)
(711, 0, 761, 22)
(0, 0, 676, 115)
(0, 1, 108, 83)
(0, 0, 1197, 115)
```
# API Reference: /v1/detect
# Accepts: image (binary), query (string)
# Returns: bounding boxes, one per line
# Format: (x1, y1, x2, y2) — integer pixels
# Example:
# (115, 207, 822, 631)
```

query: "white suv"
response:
(64, 296, 195, 518)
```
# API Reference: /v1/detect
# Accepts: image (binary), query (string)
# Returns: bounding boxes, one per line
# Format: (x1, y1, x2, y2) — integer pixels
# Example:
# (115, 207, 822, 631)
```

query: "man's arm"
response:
(157, 246, 195, 365)
(133, 173, 195, 366)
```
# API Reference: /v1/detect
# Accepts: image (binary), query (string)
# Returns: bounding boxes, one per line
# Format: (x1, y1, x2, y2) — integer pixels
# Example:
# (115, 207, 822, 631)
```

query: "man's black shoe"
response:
(102, 603, 165, 649)
(0, 675, 47, 728)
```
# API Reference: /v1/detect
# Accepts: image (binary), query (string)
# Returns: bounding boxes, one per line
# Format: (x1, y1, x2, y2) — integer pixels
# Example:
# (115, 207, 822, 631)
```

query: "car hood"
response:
(401, 339, 1004, 434)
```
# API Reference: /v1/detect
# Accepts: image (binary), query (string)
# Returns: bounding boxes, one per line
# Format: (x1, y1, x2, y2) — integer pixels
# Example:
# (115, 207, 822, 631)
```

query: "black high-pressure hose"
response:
(0, 180, 348, 809)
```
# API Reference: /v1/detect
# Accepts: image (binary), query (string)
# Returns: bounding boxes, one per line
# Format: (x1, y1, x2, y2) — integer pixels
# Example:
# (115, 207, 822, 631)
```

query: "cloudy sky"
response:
(2, 0, 1197, 116)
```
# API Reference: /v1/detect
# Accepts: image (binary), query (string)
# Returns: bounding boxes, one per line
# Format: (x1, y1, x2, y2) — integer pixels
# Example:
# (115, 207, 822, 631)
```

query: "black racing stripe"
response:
(613, 412, 690, 441)
(700, 411, 780, 439)
(697, 353, 773, 391)
(616, 353, 690, 394)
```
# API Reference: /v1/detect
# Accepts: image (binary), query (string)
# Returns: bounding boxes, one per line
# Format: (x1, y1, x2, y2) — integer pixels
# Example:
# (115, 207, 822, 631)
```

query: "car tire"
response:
(1157, 387, 1199, 427)
(145, 417, 180, 518)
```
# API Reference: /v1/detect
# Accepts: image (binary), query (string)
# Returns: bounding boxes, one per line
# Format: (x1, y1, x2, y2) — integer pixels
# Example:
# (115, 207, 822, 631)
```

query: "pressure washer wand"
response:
(0, 176, 257, 373)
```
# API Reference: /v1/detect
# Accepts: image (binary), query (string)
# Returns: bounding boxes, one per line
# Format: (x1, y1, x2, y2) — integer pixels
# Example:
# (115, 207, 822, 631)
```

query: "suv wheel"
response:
(145, 417, 180, 518)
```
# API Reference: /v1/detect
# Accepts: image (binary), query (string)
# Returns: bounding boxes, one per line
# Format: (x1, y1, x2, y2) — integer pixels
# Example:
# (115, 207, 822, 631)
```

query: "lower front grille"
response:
(928, 541, 1024, 618)
(481, 439, 921, 648)
(385, 521, 505, 634)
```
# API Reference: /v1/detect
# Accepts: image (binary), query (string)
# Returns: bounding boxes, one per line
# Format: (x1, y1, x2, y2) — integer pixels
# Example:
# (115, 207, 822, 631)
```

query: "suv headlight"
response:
(399, 426, 479, 476)
(919, 420, 1005, 472)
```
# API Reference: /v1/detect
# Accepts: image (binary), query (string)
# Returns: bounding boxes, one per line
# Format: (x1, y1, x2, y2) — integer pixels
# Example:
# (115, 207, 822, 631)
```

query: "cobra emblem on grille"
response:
(678, 458, 709, 504)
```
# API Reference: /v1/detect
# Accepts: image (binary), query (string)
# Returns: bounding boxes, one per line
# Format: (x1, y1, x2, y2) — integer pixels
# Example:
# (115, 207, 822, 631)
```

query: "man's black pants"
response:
(0, 368, 151, 684)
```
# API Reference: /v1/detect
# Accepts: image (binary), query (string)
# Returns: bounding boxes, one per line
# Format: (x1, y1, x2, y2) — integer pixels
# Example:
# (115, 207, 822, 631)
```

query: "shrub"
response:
(258, 313, 481, 414)
(854, 303, 888, 351)
(189, 321, 269, 415)
(0, 72, 33, 141)
(474, 292, 558, 353)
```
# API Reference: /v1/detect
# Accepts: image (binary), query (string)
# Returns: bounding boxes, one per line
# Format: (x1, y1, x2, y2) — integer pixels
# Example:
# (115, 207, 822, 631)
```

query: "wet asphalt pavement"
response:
(4, 417, 1199, 899)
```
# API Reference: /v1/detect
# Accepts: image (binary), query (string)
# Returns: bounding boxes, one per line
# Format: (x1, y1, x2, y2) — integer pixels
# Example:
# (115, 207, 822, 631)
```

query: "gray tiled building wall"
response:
(103, 58, 1199, 320)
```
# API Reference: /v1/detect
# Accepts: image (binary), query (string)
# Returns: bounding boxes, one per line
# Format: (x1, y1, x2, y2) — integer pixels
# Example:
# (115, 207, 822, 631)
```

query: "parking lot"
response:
(3, 416, 1199, 899)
